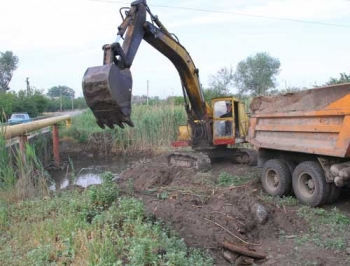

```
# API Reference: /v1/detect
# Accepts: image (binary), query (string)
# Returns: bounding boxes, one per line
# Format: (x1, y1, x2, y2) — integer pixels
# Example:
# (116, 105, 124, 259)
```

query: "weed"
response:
(217, 171, 252, 187)
(157, 190, 168, 200)
(0, 185, 214, 265)
(0, 136, 16, 188)
(61, 105, 187, 154)
(296, 206, 350, 249)
(127, 178, 134, 195)
(26, 244, 53, 265)
(100, 171, 115, 183)
(261, 194, 300, 207)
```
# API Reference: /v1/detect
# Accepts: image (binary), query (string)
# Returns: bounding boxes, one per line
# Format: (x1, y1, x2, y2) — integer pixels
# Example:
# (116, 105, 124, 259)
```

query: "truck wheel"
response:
(326, 183, 341, 204)
(283, 160, 296, 176)
(261, 159, 292, 197)
(292, 161, 329, 207)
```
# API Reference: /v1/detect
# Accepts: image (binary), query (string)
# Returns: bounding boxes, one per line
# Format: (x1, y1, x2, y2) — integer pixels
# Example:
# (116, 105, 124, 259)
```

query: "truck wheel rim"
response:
(298, 173, 315, 198)
(266, 169, 279, 191)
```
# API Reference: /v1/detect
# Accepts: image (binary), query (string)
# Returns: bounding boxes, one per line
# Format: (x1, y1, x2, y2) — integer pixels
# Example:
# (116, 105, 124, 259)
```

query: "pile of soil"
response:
(117, 155, 349, 265)
(250, 83, 350, 114)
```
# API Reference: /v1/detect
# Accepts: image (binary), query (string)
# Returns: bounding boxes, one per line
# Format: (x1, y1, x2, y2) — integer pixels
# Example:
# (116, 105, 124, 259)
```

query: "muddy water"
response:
(49, 154, 136, 190)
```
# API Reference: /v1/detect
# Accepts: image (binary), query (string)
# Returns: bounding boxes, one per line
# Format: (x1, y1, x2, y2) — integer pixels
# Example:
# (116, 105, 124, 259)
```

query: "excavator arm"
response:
(83, 0, 211, 131)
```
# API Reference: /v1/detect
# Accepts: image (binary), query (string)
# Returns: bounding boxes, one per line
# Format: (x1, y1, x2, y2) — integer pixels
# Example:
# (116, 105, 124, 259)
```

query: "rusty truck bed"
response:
(247, 83, 350, 158)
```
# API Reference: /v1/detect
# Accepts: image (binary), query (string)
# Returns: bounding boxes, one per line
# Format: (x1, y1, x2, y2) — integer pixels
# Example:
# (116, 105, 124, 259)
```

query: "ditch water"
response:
(49, 154, 136, 191)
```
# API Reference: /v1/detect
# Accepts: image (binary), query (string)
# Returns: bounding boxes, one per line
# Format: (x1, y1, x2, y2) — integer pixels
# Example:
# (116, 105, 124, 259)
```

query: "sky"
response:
(1, 0, 350, 98)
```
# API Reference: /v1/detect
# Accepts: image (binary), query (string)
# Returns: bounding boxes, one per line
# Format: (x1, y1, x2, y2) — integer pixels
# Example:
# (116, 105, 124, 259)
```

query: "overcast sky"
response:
(1, 0, 350, 98)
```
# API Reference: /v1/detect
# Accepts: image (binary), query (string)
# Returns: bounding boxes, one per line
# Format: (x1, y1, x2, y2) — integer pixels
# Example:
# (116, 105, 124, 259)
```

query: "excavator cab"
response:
(212, 97, 248, 146)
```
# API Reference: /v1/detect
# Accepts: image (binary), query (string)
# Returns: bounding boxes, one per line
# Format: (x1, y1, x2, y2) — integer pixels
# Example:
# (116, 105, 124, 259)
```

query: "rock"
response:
(346, 248, 350, 255)
(222, 250, 239, 263)
(251, 203, 268, 225)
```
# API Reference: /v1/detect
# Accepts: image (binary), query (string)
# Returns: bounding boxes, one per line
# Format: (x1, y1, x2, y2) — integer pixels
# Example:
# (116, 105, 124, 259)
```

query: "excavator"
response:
(82, 0, 255, 169)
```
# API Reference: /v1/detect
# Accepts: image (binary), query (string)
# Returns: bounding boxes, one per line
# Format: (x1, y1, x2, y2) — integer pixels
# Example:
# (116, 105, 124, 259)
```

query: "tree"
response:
(0, 92, 17, 121)
(324, 72, 350, 86)
(13, 90, 38, 117)
(208, 66, 234, 96)
(47, 86, 75, 98)
(234, 52, 281, 96)
(0, 51, 19, 93)
(32, 89, 49, 113)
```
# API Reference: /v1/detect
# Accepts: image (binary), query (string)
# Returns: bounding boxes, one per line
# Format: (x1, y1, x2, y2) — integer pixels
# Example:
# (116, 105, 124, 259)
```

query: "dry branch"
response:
(222, 240, 266, 259)
(204, 218, 261, 246)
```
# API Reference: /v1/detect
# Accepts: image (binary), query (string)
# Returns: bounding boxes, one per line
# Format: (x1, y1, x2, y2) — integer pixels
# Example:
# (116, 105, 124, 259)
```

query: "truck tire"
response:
(283, 160, 296, 176)
(292, 161, 329, 207)
(326, 183, 341, 204)
(261, 159, 292, 197)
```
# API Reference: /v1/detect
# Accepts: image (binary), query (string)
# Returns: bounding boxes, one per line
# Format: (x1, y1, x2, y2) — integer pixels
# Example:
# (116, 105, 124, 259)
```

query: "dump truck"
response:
(247, 83, 350, 207)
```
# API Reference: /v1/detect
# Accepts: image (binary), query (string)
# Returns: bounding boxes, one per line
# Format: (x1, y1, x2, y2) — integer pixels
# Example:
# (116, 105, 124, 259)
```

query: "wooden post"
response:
(52, 124, 60, 167)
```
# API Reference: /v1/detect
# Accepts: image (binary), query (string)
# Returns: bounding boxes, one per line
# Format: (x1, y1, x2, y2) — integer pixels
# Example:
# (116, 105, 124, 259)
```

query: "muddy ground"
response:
(115, 154, 350, 266)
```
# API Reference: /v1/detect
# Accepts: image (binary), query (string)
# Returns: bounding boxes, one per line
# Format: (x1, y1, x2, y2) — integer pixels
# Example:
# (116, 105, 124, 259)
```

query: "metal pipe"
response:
(3, 115, 71, 140)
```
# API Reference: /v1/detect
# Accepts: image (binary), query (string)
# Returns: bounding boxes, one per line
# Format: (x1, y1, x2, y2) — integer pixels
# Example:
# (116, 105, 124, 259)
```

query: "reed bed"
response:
(63, 104, 187, 154)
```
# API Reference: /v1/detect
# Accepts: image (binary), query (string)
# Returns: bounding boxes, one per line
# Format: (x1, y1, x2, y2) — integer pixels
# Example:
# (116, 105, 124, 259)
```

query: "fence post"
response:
(52, 124, 60, 167)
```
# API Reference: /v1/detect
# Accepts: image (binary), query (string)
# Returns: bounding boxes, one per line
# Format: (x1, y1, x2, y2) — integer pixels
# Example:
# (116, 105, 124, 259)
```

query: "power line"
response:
(89, 0, 350, 29)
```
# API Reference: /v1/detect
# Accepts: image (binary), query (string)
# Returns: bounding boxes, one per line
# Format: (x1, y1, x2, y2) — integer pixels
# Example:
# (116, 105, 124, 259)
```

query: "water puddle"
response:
(49, 154, 134, 190)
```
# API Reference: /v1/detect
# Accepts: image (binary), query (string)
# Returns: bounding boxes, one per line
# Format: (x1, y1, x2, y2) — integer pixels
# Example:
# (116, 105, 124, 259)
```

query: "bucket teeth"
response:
(124, 118, 134, 127)
(96, 120, 105, 129)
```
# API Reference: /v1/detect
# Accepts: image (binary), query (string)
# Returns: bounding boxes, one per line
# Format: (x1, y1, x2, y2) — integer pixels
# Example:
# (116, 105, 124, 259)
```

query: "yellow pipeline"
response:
(3, 115, 72, 140)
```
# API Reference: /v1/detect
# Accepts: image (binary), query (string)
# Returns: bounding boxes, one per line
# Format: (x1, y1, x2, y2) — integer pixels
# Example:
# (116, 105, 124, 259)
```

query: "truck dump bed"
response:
(247, 83, 350, 158)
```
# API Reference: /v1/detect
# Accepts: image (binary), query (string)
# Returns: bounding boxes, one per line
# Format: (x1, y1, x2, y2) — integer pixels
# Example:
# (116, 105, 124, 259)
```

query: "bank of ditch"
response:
(2, 106, 350, 265)
(0, 105, 214, 265)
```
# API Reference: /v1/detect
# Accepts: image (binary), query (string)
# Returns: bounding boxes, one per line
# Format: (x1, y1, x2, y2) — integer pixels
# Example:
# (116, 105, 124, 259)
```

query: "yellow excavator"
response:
(83, 0, 255, 169)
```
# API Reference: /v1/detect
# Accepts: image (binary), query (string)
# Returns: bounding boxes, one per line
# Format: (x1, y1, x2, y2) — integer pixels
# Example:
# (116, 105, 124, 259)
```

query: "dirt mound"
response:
(250, 83, 350, 114)
(117, 155, 349, 265)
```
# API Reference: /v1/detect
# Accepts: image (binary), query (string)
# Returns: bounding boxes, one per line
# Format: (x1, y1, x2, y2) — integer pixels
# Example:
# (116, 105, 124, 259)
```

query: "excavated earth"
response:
(116, 154, 350, 266)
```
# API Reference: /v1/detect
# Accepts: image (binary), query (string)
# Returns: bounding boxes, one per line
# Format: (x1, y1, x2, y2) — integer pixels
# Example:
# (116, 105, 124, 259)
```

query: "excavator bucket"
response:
(82, 64, 134, 129)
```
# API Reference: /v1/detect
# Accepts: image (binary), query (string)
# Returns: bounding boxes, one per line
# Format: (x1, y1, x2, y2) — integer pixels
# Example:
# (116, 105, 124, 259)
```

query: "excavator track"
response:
(167, 151, 211, 172)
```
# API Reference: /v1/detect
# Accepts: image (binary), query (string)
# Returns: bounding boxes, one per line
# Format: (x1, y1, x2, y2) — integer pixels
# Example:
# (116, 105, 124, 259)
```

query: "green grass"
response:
(261, 194, 300, 207)
(62, 104, 187, 153)
(0, 133, 51, 202)
(217, 171, 255, 187)
(295, 206, 350, 249)
(0, 174, 213, 265)
(260, 191, 350, 250)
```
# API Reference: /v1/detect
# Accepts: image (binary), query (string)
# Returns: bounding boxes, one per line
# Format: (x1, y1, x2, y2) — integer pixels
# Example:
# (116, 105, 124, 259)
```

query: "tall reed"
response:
(0, 131, 16, 189)
(14, 143, 51, 200)
(0, 132, 51, 202)
(63, 103, 187, 154)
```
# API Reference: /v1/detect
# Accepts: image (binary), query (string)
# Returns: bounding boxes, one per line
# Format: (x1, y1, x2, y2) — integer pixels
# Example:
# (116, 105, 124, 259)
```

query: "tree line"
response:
(0, 51, 87, 122)
(1, 50, 349, 119)
(0, 89, 87, 122)
(131, 52, 349, 106)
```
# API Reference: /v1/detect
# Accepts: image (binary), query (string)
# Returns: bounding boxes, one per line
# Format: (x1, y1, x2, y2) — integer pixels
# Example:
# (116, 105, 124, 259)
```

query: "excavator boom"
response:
(83, 0, 209, 130)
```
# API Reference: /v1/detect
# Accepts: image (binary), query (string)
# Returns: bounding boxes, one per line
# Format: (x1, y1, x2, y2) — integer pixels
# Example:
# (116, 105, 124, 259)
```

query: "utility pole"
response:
(26, 77, 30, 96)
(60, 89, 62, 112)
(147, 80, 149, 106)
